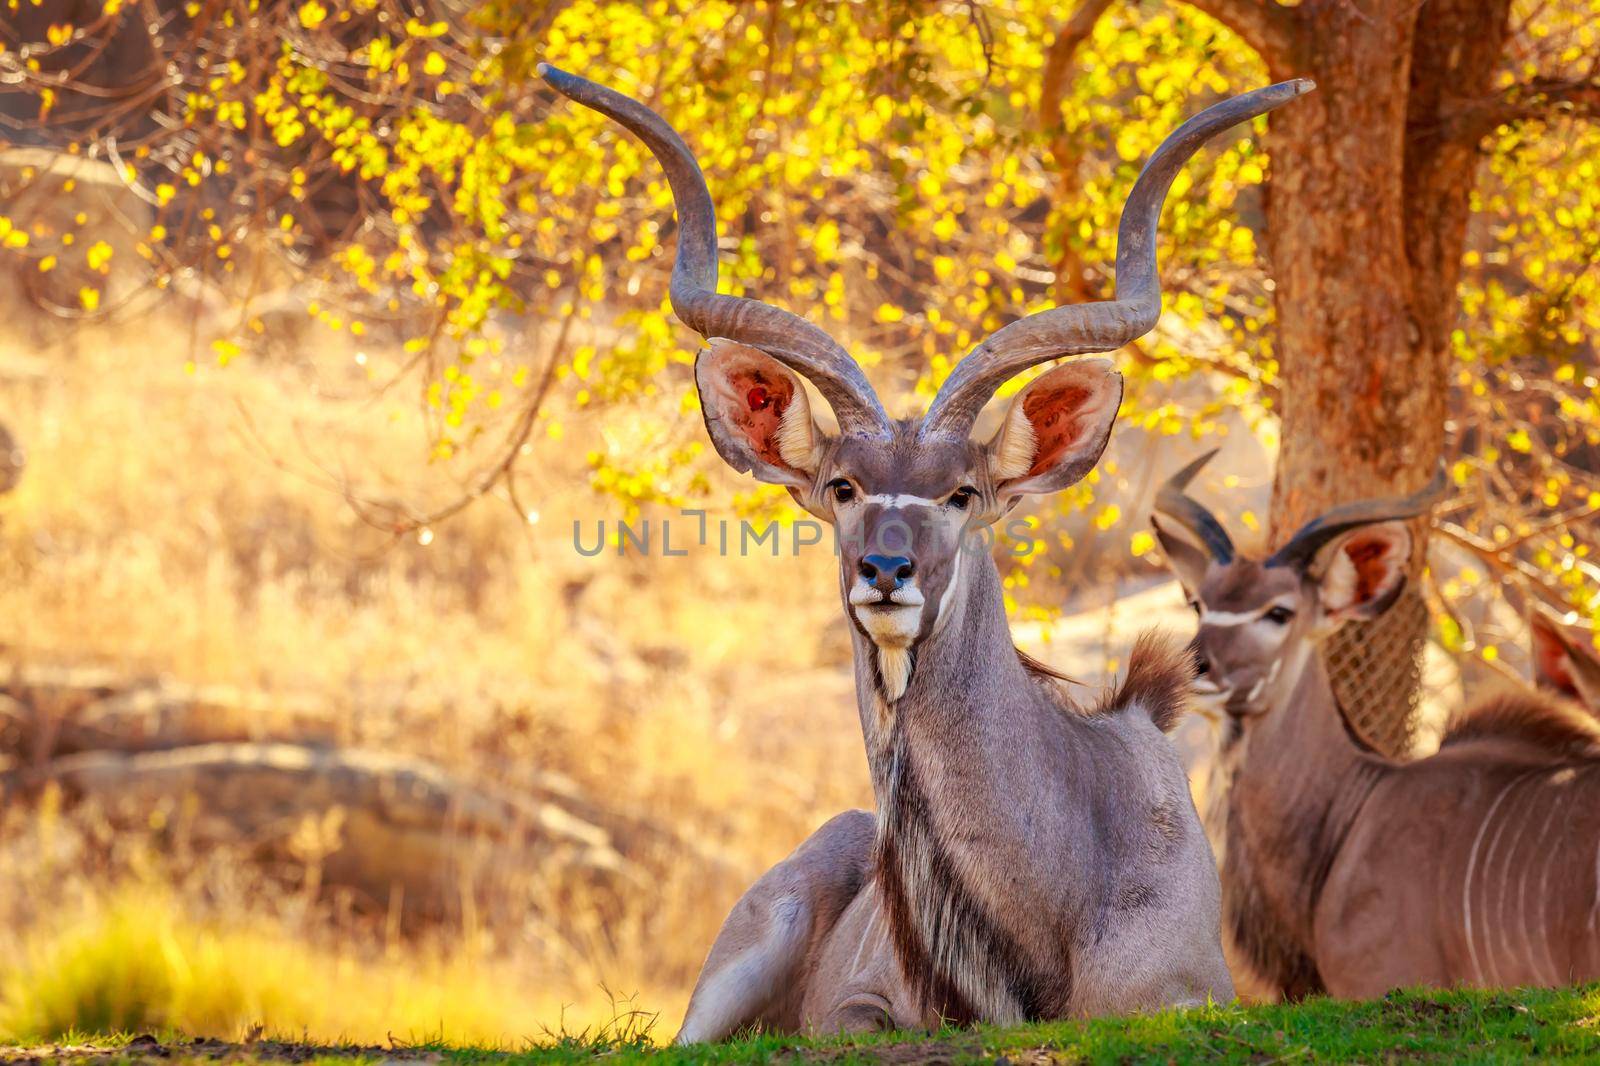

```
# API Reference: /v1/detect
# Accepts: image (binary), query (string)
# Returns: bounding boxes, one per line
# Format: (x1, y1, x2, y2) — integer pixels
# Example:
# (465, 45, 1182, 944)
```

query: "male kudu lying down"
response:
(1153, 454, 1600, 1000)
(541, 66, 1313, 1040)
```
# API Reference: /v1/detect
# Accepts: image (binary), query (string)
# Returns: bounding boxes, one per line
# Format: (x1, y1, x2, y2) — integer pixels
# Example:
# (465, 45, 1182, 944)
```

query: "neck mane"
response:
(1222, 639, 1388, 997)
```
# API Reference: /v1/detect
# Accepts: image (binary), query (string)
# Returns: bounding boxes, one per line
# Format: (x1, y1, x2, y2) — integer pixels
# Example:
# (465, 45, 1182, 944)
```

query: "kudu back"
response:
(1153, 453, 1600, 999)
(542, 66, 1313, 1039)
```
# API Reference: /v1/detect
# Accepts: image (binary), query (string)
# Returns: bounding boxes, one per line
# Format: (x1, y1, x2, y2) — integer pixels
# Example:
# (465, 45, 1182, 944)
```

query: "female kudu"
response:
(542, 67, 1313, 1039)
(1153, 452, 1600, 1000)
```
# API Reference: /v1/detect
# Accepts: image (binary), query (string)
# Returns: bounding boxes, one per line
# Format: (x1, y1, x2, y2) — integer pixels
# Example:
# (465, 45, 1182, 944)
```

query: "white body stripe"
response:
(1462, 773, 1530, 985)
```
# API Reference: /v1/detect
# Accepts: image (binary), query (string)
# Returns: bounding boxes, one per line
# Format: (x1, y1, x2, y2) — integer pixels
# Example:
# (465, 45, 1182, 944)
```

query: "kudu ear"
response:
(695, 340, 825, 493)
(986, 359, 1122, 505)
(1531, 613, 1581, 698)
(1314, 520, 1411, 625)
(1530, 612, 1600, 709)
(1150, 514, 1213, 595)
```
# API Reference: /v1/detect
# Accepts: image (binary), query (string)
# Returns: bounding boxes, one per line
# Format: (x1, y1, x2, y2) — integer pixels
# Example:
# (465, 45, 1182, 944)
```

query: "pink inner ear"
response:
(725, 368, 795, 468)
(1532, 621, 1577, 693)
(1021, 385, 1090, 478)
(1344, 534, 1398, 604)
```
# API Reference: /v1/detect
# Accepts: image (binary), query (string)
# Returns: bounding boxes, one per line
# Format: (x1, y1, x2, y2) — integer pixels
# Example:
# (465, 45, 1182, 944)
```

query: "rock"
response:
(4, 741, 630, 920)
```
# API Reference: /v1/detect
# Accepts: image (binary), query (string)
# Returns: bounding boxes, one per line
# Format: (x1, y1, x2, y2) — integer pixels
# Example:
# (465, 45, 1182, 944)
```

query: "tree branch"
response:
(1176, 0, 1298, 72)
(1037, 0, 1115, 303)
(1039, 0, 1113, 117)
(1445, 76, 1600, 142)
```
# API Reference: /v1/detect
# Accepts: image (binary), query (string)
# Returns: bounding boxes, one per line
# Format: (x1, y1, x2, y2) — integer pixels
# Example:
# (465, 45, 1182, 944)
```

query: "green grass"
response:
(8, 986, 1600, 1065)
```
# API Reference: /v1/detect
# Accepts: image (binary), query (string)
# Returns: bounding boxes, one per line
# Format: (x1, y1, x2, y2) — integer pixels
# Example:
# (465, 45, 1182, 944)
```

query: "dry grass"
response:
(0, 882, 567, 1045)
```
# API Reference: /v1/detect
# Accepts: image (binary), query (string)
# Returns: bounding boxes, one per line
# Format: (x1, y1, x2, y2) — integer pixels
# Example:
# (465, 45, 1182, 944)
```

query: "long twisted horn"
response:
(921, 79, 1314, 439)
(1265, 466, 1450, 572)
(539, 65, 889, 436)
(1154, 449, 1235, 562)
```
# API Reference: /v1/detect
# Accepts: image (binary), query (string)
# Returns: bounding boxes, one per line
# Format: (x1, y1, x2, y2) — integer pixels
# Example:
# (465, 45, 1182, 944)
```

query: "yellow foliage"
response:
(296, 0, 325, 30)
(85, 240, 112, 273)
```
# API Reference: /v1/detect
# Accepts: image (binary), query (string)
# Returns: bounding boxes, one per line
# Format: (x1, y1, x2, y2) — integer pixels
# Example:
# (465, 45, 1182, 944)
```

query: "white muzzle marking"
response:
(1190, 678, 1230, 721)
(850, 582, 925, 700)
(848, 584, 926, 609)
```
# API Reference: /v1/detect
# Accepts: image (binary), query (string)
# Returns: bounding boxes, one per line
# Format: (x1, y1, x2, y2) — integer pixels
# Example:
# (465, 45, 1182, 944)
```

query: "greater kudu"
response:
(1153, 452, 1600, 1000)
(542, 67, 1312, 1039)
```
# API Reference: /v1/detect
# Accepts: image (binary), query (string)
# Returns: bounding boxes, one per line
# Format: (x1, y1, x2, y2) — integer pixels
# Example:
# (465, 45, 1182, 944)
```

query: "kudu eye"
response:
(828, 478, 855, 503)
(1265, 605, 1295, 625)
(948, 486, 978, 510)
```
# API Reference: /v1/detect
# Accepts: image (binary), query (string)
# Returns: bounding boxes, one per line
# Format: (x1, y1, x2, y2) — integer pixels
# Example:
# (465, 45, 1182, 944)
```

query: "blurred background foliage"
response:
(3, 0, 1597, 627)
(4, 0, 1595, 637)
(0, 0, 1596, 1044)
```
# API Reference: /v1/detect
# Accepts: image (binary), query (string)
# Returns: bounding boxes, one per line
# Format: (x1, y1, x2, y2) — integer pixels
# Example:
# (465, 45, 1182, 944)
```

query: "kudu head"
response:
(1531, 609, 1600, 714)
(1151, 451, 1447, 723)
(541, 65, 1311, 697)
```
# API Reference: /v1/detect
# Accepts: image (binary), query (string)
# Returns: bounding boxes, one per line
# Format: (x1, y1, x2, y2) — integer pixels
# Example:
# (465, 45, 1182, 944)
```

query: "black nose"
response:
(860, 554, 915, 595)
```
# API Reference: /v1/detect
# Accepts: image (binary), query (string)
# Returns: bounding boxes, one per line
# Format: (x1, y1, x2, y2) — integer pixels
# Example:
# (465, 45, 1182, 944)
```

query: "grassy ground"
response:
(6, 987, 1600, 1065)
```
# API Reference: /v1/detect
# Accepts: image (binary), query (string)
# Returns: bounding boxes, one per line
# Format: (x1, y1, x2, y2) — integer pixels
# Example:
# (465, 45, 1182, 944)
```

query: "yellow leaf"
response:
(37, 255, 55, 272)
(1130, 530, 1155, 558)
(78, 287, 100, 312)
(423, 52, 446, 76)
(86, 239, 113, 272)
(297, 0, 326, 29)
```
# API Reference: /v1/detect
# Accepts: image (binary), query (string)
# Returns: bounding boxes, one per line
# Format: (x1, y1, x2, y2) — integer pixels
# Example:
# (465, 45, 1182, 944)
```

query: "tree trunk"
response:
(1262, 7, 1428, 532)
(1401, 0, 1516, 381)
(1186, 0, 1514, 751)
